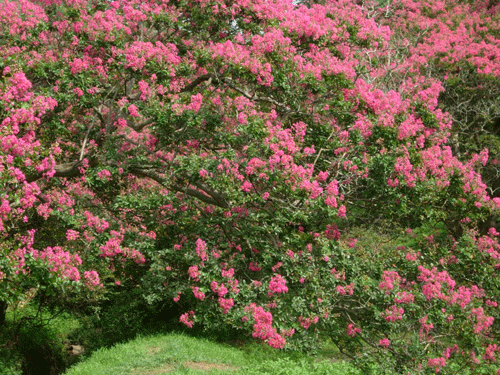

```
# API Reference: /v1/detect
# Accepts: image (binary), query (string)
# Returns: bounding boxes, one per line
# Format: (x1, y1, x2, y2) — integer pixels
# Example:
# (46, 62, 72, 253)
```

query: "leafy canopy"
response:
(1, 0, 500, 373)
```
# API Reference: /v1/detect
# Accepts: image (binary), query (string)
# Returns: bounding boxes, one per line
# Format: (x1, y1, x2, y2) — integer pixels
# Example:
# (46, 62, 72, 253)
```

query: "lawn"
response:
(62, 332, 361, 375)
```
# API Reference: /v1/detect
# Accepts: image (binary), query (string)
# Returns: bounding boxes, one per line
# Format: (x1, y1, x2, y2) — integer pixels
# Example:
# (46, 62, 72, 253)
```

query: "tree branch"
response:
(25, 158, 99, 183)
(128, 166, 229, 208)
(179, 73, 213, 93)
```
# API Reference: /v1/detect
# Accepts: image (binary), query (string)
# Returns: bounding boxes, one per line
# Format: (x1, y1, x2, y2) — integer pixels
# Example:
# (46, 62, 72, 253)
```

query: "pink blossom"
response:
(299, 315, 319, 330)
(191, 286, 205, 301)
(387, 178, 399, 187)
(196, 238, 208, 261)
(379, 338, 390, 348)
(470, 307, 494, 334)
(222, 268, 235, 278)
(84, 270, 100, 287)
(271, 262, 282, 272)
(97, 169, 112, 181)
(73, 87, 84, 97)
(188, 265, 200, 281)
(268, 274, 288, 296)
(406, 252, 418, 261)
(249, 262, 262, 271)
(395, 291, 415, 304)
(237, 112, 248, 124)
(128, 104, 139, 117)
(180, 311, 195, 328)
(379, 271, 401, 294)
(325, 224, 340, 240)
(66, 229, 79, 241)
(347, 324, 361, 337)
(188, 93, 203, 113)
(347, 238, 357, 248)
(173, 292, 181, 302)
(249, 305, 286, 348)
(218, 297, 234, 314)
(381, 305, 404, 322)
(210, 281, 228, 297)
(241, 180, 253, 192)
(427, 357, 446, 373)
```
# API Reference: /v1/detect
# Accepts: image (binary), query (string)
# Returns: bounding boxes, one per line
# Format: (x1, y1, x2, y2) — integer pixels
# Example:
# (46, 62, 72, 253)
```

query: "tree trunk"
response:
(0, 301, 7, 326)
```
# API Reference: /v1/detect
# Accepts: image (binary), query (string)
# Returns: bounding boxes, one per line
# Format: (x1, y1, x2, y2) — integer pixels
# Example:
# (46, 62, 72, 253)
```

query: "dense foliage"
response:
(1, 0, 500, 373)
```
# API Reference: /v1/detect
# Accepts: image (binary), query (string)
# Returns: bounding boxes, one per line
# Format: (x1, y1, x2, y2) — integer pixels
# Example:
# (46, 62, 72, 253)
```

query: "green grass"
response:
(62, 332, 361, 375)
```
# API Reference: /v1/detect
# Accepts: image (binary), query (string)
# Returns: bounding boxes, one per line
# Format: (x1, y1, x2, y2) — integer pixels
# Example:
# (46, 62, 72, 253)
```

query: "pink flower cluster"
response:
(180, 311, 195, 328)
(268, 274, 288, 296)
(299, 315, 319, 330)
(196, 238, 208, 261)
(122, 41, 180, 71)
(83, 211, 109, 233)
(394, 291, 414, 304)
(347, 323, 361, 337)
(218, 297, 234, 314)
(336, 283, 354, 295)
(246, 304, 286, 349)
(210, 281, 228, 297)
(470, 307, 494, 334)
(34, 246, 82, 282)
(381, 305, 404, 322)
(191, 286, 205, 301)
(379, 271, 402, 294)
(99, 231, 145, 264)
(84, 270, 101, 287)
(188, 265, 200, 281)
(97, 169, 112, 181)
(417, 266, 456, 300)
(427, 357, 446, 373)
(222, 268, 235, 278)
(379, 338, 390, 348)
(66, 229, 80, 241)
(249, 262, 262, 271)
(325, 224, 340, 240)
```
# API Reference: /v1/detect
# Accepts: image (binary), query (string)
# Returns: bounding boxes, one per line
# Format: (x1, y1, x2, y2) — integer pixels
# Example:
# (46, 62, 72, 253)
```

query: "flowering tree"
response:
(1, 0, 500, 372)
(362, 0, 500, 228)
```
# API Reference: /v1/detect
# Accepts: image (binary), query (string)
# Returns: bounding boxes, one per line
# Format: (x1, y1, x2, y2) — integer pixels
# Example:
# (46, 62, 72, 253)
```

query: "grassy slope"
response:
(62, 332, 361, 375)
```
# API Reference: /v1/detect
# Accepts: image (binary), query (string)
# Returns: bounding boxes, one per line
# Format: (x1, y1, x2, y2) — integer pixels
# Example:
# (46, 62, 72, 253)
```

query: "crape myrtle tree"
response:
(1, 0, 500, 372)
(363, 0, 500, 232)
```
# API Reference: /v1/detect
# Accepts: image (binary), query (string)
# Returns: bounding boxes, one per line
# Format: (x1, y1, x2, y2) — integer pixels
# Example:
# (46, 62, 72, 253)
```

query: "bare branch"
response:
(25, 158, 98, 183)
(179, 74, 213, 93)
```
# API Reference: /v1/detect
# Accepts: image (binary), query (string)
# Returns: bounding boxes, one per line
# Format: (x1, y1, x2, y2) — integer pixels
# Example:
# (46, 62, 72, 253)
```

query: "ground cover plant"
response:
(1, 0, 500, 373)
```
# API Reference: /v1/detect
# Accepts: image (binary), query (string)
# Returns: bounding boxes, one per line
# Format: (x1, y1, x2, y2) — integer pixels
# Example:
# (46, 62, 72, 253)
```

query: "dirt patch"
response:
(183, 361, 239, 372)
(145, 346, 162, 356)
(130, 364, 176, 375)
(131, 361, 239, 374)
(137, 348, 239, 373)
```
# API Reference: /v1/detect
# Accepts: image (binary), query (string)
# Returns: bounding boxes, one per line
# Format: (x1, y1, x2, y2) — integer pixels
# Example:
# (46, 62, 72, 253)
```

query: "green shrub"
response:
(15, 323, 67, 375)
(67, 283, 175, 353)
(0, 348, 22, 375)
